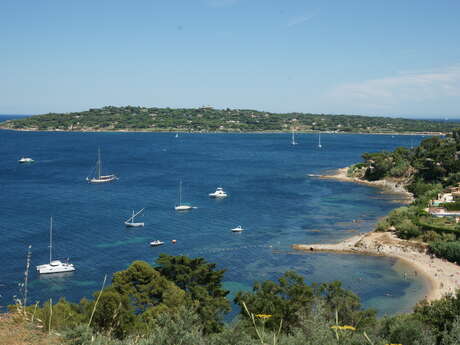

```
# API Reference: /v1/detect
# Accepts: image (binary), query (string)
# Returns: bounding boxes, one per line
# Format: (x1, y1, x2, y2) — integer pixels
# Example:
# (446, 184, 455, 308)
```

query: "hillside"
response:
(0, 106, 457, 133)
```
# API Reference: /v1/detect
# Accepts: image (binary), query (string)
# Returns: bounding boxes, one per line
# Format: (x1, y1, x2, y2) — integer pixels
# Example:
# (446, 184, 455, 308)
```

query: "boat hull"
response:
(36, 263, 76, 274)
(87, 175, 118, 183)
(175, 205, 193, 211)
(209, 193, 228, 198)
(125, 222, 144, 227)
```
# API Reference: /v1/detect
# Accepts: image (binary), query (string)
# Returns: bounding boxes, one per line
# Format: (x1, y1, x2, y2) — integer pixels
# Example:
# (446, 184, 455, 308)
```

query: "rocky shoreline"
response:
(296, 168, 460, 303)
(319, 167, 414, 203)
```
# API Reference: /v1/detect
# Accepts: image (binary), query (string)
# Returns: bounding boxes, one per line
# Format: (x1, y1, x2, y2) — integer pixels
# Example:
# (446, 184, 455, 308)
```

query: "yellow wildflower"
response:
(330, 325, 356, 331)
(255, 314, 272, 319)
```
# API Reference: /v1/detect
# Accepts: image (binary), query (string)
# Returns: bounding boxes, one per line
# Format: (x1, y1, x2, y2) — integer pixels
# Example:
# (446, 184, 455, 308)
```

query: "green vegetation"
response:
(1, 105, 459, 133)
(349, 128, 460, 264)
(7, 255, 460, 345)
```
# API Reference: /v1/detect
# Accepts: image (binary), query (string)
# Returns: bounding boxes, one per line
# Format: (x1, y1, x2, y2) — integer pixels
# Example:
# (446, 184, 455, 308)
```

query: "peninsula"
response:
(0, 105, 457, 134)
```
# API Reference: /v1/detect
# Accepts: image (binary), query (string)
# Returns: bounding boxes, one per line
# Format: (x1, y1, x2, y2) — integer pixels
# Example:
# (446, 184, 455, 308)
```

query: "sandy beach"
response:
(297, 168, 460, 303)
(294, 231, 460, 302)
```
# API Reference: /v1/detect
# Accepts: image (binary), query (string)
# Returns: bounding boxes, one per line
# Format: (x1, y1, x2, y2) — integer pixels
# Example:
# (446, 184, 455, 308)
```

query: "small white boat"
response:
(209, 187, 228, 198)
(125, 208, 145, 227)
(175, 204, 193, 211)
(175, 180, 194, 211)
(175, 132, 179, 138)
(19, 157, 34, 163)
(150, 240, 165, 246)
(86, 147, 118, 183)
(318, 132, 322, 148)
(36, 217, 76, 274)
(231, 225, 244, 232)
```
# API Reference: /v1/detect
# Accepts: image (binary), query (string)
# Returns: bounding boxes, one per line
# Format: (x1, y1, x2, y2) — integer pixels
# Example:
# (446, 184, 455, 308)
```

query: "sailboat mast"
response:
(97, 147, 101, 179)
(179, 180, 182, 205)
(49, 216, 53, 263)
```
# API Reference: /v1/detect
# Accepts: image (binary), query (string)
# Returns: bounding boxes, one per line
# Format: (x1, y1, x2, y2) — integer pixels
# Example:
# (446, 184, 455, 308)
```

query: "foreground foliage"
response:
(8, 287, 460, 345)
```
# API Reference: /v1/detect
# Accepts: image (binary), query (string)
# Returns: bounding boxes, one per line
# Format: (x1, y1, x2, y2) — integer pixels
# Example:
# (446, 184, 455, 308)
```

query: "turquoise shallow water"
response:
(0, 127, 427, 316)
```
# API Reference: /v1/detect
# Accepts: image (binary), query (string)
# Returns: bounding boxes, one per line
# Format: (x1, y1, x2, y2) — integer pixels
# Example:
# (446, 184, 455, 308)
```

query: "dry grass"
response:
(0, 313, 62, 345)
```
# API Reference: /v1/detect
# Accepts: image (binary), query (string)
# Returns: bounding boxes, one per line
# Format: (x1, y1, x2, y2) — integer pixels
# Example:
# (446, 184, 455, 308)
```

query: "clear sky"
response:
(1, 0, 459, 118)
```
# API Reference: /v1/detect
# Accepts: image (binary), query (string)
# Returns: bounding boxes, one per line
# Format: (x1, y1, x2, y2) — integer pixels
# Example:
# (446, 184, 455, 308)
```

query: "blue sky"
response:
(1, 0, 460, 118)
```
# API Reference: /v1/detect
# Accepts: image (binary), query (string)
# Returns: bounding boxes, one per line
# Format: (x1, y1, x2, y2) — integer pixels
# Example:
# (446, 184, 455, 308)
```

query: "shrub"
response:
(396, 219, 421, 239)
(375, 218, 390, 232)
(429, 241, 460, 263)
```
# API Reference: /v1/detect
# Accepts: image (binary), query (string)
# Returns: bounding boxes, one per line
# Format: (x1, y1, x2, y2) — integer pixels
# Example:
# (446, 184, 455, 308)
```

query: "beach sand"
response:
(296, 168, 460, 303)
(294, 231, 460, 302)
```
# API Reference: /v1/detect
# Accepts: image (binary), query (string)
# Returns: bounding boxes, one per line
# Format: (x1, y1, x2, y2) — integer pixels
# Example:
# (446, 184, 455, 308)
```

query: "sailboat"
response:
(291, 129, 298, 146)
(318, 132, 322, 148)
(86, 147, 118, 183)
(175, 132, 179, 138)
(36, 217, 76, 274)
(175, 180, 193, 211)
(125, 208, 145, 227)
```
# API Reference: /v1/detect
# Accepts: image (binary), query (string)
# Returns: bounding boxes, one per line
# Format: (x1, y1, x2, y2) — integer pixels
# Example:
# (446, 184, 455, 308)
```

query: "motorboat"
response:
(19, 157, 34, 163)
(209, 187, 228, 198)
(150, 240, 165, 246)
(231, 225, 244, 232)
(36, 217, 76, 274)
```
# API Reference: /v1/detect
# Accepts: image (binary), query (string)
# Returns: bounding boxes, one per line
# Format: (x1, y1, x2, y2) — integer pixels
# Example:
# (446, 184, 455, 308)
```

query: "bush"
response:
(396, 219, 421, 239)
(378, 314, 436, 345)
(409, 180, 440, 198)
(422, 231, 440, 242)
(375, 218, 390, 232)
(429, 241, 460, 263)
(441, 202, 460, 211)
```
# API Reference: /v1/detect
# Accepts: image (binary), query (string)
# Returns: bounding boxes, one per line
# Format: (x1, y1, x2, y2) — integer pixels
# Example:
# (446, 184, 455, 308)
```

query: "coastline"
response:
(293, 231, 460, 302)
(318, 167, 414, 203)
(297, 168, 460, 303)
(0, 126, 446, 136)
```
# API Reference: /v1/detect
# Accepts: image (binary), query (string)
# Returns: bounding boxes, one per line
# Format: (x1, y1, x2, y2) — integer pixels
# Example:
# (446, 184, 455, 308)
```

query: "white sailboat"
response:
(291, 129, 298, 146)
(86, 147, 118, 183)
(175, 180, 193, 211)
(318, 132, 322, 148)
(125, 208, 145, 227)
(175, 132, 179, 138)
(36, 217, 76, 274)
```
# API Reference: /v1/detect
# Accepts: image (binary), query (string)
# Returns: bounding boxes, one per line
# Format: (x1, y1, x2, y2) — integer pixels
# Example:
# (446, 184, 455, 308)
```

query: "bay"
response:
(0, 129, 427, 316)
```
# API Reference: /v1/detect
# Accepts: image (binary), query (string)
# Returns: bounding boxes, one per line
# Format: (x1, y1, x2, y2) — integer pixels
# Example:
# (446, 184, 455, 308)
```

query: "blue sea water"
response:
(0, 127, 428, 317)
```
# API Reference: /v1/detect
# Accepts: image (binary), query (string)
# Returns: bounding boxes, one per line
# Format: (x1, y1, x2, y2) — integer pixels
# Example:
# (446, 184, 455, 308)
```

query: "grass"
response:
(0, 312, 61, 345)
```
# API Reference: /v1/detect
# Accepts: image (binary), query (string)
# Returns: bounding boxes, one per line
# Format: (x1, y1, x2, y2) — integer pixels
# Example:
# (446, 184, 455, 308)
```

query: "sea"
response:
(0, 115, 429, 317)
